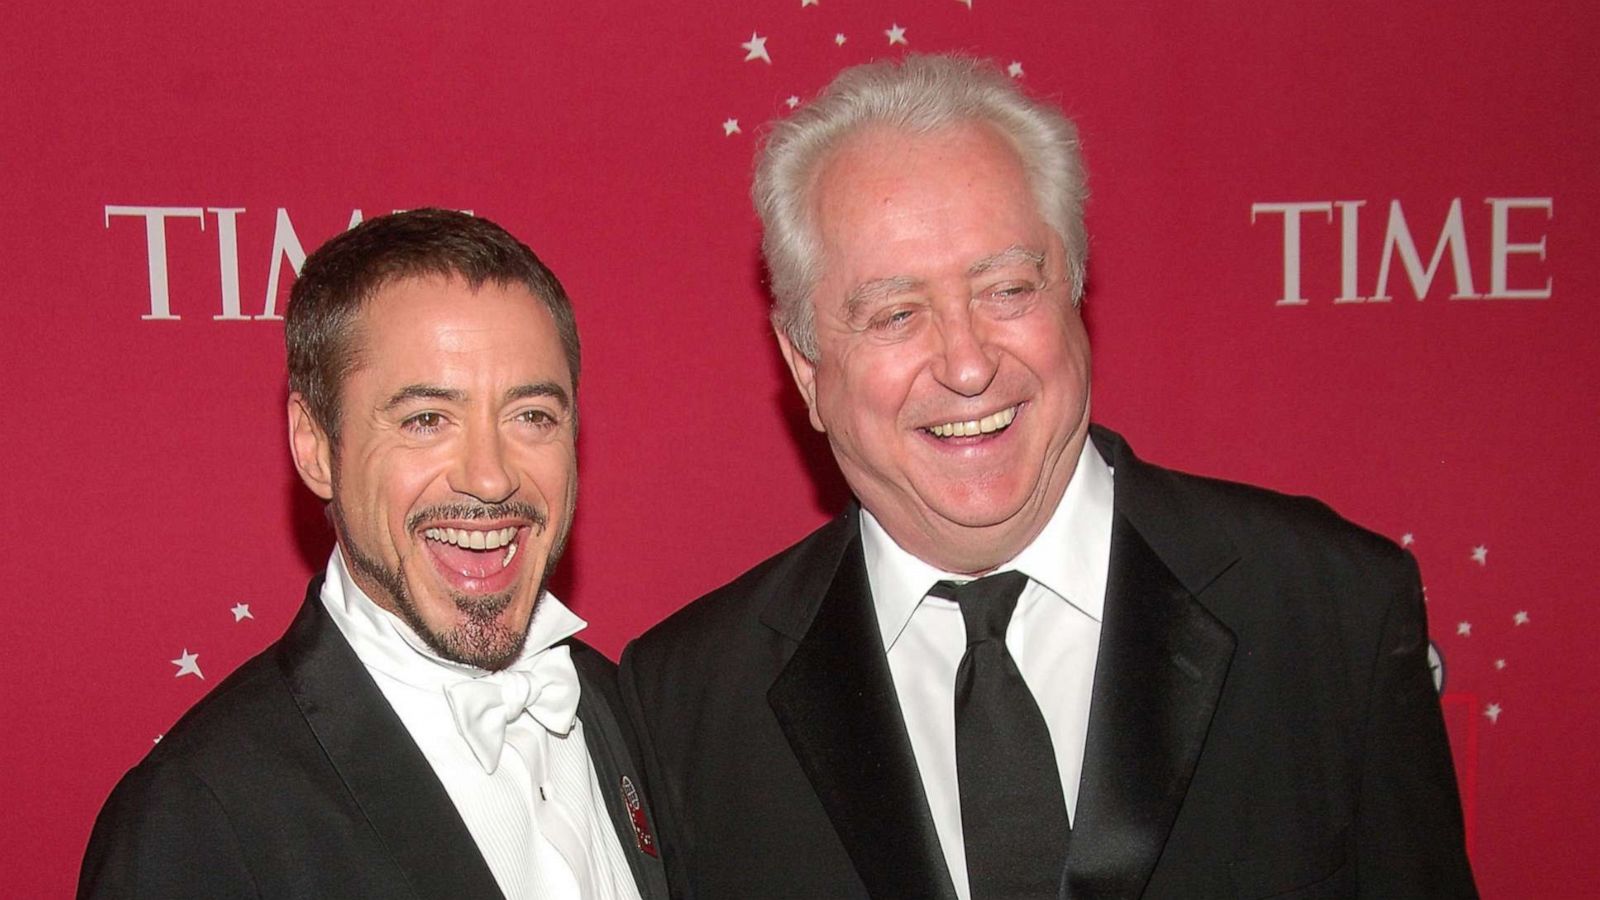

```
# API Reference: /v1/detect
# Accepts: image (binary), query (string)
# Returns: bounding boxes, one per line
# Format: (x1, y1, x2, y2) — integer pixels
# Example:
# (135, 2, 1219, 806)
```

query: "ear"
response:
(288, 393, 335, 501)
(776, 330, 826, 433)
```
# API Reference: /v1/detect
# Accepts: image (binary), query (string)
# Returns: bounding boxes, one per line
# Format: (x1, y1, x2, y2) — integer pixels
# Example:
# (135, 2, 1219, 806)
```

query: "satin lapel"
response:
(767, 537, 960, 900)
(573, 655, 671, 900)
(1065, 514, 1236, 900)
(276, 580, 505, 900)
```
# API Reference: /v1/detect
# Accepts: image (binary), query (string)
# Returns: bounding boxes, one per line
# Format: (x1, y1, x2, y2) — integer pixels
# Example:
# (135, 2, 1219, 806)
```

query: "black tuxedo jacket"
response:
(619, 427, 1475, 899)
(80, 578, 670, 900)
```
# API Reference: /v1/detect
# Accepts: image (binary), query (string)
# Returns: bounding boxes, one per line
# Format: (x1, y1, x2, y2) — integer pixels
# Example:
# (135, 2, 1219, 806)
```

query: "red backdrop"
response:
(3, 2, 1595, 896)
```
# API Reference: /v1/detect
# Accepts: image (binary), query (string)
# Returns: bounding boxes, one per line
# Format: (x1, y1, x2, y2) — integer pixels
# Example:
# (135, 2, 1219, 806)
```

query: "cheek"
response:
(834, 351, 920, 413)
(520, 445, 578, 499)
(1018, 317, 1089, 377)
(372, 457, 450, 529)
(823, 373, 919, 465)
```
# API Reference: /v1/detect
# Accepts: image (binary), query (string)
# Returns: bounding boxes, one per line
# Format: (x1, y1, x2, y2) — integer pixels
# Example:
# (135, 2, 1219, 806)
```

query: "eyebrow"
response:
(966, 246, 1046, 278)
(843, 276, 921, 320)
(841, 247, 1049, 320)
(381, 384, 465, 411)
(505, 381, 571, 410)
(380, 382, 571, 412)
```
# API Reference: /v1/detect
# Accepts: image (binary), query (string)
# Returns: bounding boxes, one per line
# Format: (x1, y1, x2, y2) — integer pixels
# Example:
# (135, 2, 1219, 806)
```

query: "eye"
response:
(402, 411, 445, 433)
(989, 282, 1038, 300)
(515, 408, 561, 429)
(980, 281, 1043, 317)
(867, 306, 919, 332)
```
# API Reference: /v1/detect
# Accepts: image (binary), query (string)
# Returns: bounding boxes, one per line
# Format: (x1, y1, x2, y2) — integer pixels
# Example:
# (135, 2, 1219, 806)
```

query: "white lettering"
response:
(1250, 202, 1332, 306)
(104, 206, 205, 320)
(1485, 198, 1552, 299)
(259, 208, 307, 321)
(110, 206, 493, 322)
(1373, 199, 1478, 301)
(209, 208, 248, 320)
(1334, 201, 1366, 303)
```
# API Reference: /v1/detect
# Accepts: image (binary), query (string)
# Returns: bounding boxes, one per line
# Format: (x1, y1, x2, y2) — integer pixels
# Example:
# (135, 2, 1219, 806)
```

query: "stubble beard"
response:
(333, 501, 569, 672)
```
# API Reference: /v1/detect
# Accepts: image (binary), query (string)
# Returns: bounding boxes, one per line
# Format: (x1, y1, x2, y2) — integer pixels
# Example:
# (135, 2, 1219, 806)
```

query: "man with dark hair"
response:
(620, 57, 1476, 898)
(81, 209, 667, 900)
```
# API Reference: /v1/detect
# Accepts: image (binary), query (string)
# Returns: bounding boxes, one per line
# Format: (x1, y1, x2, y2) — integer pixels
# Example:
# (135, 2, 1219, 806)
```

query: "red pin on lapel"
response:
(620, 775, 659, 858)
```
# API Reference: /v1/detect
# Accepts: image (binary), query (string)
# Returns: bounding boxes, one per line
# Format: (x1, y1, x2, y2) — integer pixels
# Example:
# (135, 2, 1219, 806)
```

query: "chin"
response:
(409, 577, 543, 670)
(426, 607, 530, 671)
(927, 486, 1036, 529)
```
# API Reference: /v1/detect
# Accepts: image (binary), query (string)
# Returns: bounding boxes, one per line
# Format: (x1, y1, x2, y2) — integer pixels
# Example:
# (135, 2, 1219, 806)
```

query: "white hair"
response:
(752, 54, 1089, 361)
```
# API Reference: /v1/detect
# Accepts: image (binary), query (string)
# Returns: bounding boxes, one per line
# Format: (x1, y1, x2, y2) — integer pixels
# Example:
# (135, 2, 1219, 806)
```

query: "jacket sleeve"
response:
(1355, 552, 1478, 898)
(78, 759, 259, 900)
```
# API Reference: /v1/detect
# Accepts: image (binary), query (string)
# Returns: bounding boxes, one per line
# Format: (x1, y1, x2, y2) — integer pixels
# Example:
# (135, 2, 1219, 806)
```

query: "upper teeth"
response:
(423, 526, 518, 550)
(928, 405, 1017, 438)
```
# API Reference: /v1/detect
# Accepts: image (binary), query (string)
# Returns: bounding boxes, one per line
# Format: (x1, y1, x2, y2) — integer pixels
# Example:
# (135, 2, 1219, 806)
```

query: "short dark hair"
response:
(286, 208, 580, 442)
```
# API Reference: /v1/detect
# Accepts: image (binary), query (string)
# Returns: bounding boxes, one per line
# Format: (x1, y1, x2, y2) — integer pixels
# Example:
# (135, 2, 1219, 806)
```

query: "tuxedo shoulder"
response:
(626, 513, 849, 658)
(139, 644, 299, 768)
(1128, 461, 1424, 642)
(1162, 465, 1411, 568)
(1098, 426, 1409, 572)
(1133, 463, 1426, 667)
(98, 641, 308, 823)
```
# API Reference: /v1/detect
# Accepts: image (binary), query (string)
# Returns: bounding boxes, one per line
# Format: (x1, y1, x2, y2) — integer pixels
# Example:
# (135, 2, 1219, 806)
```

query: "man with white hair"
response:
(621, 56, 1476, 898)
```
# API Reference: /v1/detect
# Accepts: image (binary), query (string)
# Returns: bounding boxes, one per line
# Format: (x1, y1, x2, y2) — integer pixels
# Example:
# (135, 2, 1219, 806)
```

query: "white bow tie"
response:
(443, 646, 581, 774)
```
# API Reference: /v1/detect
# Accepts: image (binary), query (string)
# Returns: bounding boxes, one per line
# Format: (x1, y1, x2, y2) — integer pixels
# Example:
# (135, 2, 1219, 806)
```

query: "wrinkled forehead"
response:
(816, 120, 1036, 199)
(809, 124, 1059, 276)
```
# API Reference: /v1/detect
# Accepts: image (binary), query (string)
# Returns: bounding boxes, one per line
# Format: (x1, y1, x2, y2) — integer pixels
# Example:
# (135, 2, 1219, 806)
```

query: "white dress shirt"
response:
(862, 439, 1114, 900)
(319, 549, 642, 900)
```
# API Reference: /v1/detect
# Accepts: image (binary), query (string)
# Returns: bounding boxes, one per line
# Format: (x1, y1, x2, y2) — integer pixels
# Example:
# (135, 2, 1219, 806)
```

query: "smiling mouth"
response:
(423, 525, 523, 572)
(924, 404, 1018, 439)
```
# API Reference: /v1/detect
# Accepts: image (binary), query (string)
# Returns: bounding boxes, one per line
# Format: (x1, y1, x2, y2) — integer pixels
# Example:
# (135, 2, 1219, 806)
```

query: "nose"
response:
(931, 303, 999, 397)
(451, 422, 519, 504)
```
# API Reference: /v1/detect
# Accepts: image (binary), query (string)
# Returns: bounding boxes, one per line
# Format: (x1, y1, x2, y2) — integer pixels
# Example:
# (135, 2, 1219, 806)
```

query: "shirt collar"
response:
(862, 438, 1114, 651)
(321, 546, 587, 689)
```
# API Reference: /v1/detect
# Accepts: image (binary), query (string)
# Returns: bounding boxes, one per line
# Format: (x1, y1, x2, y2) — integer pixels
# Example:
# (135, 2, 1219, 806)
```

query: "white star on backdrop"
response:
(802, 0, 819, 6)
(171, 649, 203, 680)
(742, 33, 771, 64)
(834, 33, 847, 46)
(885, 24, 908, 46)
(231, 603, 252, 622)
(1514, 610, 1530, 626)
(1007, 61, 1024, 78)
(785, 95, 800, 109)
(1401, 532, 1415, 547)
(1483, 702, 1502, 724)
(957, 0, 973, 7)
(722, 118, 741, 136)
(1456, 621, 1472, 637)
(1495, 658, 1507, 670)
(1471, 545, 1488, 565)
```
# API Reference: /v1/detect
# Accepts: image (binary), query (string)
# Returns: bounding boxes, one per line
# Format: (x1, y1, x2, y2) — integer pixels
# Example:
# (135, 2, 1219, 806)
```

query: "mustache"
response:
(406, 501, 547, 534)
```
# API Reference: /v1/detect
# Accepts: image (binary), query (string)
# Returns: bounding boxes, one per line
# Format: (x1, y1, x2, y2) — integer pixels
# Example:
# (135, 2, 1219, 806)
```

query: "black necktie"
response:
(934, 570, 1071, 899)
